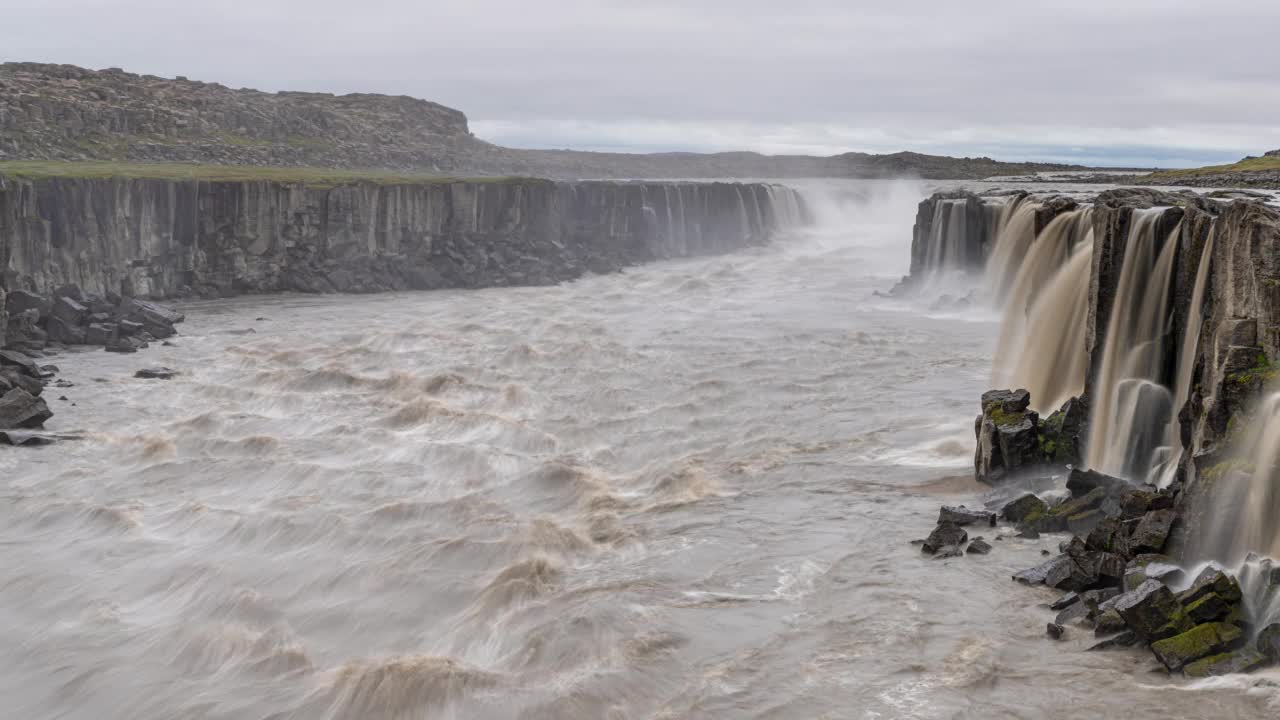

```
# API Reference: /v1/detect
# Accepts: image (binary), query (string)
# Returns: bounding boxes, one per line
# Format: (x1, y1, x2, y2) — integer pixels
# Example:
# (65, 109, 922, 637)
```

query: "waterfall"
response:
(984, 197, 1042, 301)
(1085, 211, 1180, 479)
(734, 186, 752, 241)
(1187, 392, 1280, 627)
(992, 238, 1094, 414)
(1150, 232, 1216, 487)
(922, 199, 970, 277)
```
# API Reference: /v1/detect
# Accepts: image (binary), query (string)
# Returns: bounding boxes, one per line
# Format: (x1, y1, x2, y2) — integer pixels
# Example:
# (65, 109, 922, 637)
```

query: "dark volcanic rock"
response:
(1130, 510, 1178, 554)
(1150, 623, 1245, 672)
(134, 367, 178, 380)
(974, 389, 1041, 484)
(966, 538, 992, 555)
(922, 522, 968, 554)
(1183, 648, 1269, 678)
(1114, 580, 1188, 640)
(938, 505, 996, 527)
(1001, 493, 1048, 523)
(51, 296, 88, 328)
(1256, 624, 1280, 661)
(1178, 567, 1243, 606)
(1039, 397, 1088, 464)
(0, 388, 52, 429)
(0, 349, 42, 377)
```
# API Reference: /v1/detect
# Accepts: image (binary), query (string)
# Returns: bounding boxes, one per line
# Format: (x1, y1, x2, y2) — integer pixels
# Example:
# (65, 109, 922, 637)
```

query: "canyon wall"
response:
(0, 176, 807, 310)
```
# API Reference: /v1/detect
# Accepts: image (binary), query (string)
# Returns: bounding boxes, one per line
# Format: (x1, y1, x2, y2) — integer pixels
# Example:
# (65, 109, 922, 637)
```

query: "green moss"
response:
(1201, 458, 1253, 483)
(983, 404, 1024, 427)
(0, 160, 537, 188)
(1226, 351, 1280, 387)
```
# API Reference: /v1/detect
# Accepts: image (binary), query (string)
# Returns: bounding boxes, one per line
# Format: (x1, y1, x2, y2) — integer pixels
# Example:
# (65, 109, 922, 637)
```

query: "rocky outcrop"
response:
(0, 175, 807, 301)
(0, 63, 1096, 180)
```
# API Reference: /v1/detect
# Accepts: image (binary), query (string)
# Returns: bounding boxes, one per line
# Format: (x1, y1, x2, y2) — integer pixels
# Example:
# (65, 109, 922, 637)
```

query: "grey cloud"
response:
(3, 0, 1279, 165)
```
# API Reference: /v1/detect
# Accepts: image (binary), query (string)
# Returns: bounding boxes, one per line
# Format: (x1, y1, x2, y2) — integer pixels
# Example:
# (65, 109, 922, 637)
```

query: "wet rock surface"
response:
(6, 285, 181, 354)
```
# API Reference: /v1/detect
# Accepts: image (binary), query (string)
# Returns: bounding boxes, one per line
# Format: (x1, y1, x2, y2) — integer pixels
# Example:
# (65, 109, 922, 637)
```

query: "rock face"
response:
(0, 175, 807, 303)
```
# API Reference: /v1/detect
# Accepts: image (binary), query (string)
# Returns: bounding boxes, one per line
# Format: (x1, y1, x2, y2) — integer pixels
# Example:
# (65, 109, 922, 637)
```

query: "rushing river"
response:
(1, 180, 1277, 719)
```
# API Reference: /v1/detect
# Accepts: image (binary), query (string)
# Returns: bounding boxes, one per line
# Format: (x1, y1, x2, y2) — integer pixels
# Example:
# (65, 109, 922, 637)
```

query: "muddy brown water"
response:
(1, 180, 1275, 719)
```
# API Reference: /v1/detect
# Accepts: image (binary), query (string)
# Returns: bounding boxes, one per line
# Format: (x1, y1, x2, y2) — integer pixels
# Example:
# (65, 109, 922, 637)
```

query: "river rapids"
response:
(1, 180, 1277, 719)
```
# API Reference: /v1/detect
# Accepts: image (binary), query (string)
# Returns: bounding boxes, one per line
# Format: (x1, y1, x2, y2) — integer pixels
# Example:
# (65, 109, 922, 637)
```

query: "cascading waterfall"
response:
(1189, 393, 1280, 627)
(922, 198, 971, 277)
(984, 197, 1042, 301)
(992, 235, 1094, 414)
(1085, 211, 1180, 479)
(1150, 232, 1216, 487)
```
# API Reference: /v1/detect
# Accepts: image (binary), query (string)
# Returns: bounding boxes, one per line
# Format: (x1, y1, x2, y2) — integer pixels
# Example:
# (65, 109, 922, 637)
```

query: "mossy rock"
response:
(1150, 622, 1245, 671)
(1183, 648, 1269, 677)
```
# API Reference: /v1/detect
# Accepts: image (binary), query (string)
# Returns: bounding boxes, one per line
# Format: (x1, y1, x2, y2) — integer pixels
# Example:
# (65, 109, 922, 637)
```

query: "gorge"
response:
(5, 175, 1280, 717)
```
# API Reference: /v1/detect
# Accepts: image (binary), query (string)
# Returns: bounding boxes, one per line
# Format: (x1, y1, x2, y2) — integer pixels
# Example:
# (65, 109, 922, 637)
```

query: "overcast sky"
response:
(4, 0, 1278, 167)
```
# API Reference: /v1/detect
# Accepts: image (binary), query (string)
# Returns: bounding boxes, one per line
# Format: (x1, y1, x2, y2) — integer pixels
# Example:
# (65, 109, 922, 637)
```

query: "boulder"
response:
(121, 297, 184, 327)
(0, 388, 52, 429)
(1, 369, 44, 397)
(1150, 622, 1245, 672)
(1178, 567, 1243, 606)
(1050, 592, 1080, 611)
(1184, 593, 1231, 624)
(1256, 623, 1280, 661)
(938, 505, 996, 527)
(1114, 579, 1188, 640)
(1001, 493, 1047, 523)
(1065, 468, 1132, 497)
(106, 336, 148, 354)
(0, 350, 42, 377)
(118, 319, 145, 336)
(1088, 630, 1138, 651)
(135, 367, 177, 380)
(1086, 517, 1131, 556)
(1130, 509, 1178, 554)
(966, 538, 992, 555)
(51, 295, 88, 328)
(1045, 554, 1098, 592)
(1014, 555, 1073, 585)
(922, 522, 968, 554)
(1095, 609, 1126, 635)
(47, 316, 86, 345)
(933, 545, 964, 559)
(1182, 648, 1269, 678)
(6, 290, 50, 319)
(1047, 623, 1065, 640)
(975, 389, 1041, 484)
(85, 323, 118, 346)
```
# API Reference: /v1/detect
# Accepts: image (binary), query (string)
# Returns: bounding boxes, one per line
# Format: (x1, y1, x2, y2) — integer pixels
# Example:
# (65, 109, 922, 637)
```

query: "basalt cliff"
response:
(0, 174, 808, 347)
(905, 186, 1280, 678)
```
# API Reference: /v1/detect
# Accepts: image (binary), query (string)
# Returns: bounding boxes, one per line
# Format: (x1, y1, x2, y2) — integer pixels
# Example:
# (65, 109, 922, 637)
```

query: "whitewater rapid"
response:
(1, 180, 1275, 719)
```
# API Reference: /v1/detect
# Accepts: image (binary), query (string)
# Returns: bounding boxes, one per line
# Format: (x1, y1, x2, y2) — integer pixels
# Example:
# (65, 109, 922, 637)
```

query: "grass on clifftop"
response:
(1145, 156, 1280, 181)
(0, 161, 535, 187)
